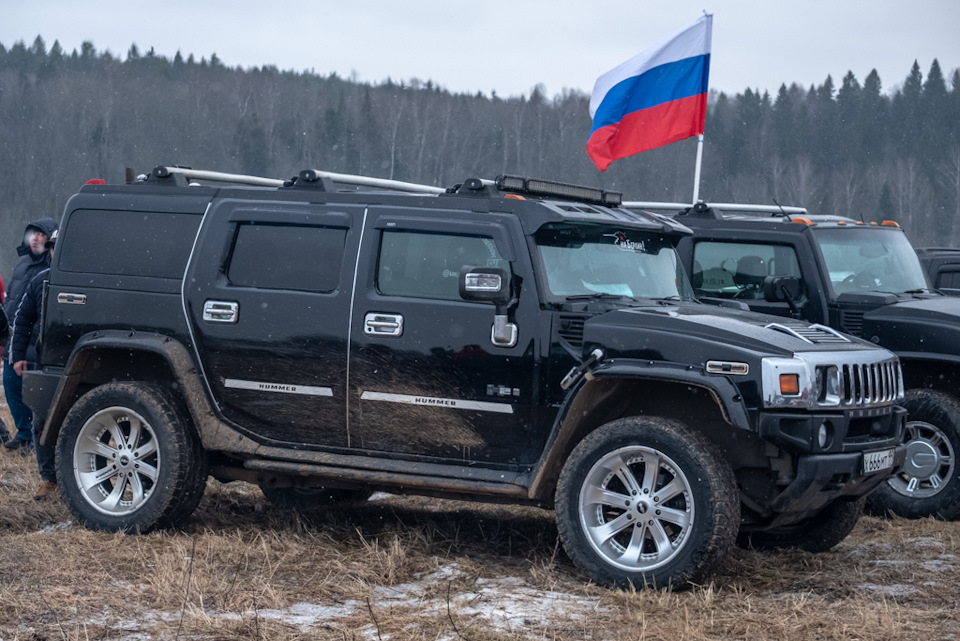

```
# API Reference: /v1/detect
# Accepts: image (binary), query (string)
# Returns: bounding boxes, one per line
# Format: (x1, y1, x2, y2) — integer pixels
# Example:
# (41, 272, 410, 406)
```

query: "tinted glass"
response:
(692, 241, 803, 300)
(228, 224, 346, 292)
(377, 230, 508, 300)
(58, 210, 200, 278)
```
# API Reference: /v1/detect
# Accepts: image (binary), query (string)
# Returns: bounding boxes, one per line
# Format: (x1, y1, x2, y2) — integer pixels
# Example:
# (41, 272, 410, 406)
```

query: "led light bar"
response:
(496, 175, 622, 207)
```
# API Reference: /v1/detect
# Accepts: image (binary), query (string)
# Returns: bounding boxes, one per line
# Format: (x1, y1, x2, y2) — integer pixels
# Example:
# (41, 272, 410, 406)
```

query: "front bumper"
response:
(754, 405, 907, 524)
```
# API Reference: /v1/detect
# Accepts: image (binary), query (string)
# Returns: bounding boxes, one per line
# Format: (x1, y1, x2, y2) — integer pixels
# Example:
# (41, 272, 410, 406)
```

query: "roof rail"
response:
(152, 166, 287, 187)
(623, 200, 808, 216)
(299, 169, 447, 194)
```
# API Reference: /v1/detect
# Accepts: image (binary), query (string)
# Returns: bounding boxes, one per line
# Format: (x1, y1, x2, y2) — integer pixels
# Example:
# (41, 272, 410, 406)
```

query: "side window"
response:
(227, 223, 346, 292)
(692, 241, 803, 300)
(377, 230, 509, 300)
(58, 210, 201, 278)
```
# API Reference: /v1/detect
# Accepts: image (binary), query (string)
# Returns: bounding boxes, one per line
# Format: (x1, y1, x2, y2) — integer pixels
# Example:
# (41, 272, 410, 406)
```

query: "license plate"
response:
(863, 448, 896, 474)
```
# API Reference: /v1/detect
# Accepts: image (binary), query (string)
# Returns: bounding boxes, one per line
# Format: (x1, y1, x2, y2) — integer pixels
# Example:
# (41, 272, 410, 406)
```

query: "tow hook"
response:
(561, 348, 605, 390)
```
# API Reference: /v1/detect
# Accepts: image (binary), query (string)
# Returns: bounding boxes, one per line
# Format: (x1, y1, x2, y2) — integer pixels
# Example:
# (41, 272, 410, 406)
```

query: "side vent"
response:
(840, 311, 865, 337)
(558, 315, 587, 349)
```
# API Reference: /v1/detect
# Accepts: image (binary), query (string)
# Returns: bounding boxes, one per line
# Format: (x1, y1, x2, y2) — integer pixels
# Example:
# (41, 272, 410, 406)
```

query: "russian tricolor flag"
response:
(587, 14, 712, 172)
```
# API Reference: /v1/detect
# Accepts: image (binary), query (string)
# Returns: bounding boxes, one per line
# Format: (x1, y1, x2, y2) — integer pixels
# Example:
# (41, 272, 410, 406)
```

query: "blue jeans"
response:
(3, 360, 33, 443)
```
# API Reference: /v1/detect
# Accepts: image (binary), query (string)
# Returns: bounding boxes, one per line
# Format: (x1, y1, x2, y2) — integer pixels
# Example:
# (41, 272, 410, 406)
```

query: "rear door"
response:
(184, 198, 362, 447)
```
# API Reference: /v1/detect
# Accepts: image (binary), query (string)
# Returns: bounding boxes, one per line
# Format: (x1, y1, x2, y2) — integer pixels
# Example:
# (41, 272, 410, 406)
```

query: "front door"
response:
(347, 209, 541, 465)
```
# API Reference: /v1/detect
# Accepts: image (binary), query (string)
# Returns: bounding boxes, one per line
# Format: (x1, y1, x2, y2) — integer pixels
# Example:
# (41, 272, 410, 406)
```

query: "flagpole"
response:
(692, 134, 704, 204)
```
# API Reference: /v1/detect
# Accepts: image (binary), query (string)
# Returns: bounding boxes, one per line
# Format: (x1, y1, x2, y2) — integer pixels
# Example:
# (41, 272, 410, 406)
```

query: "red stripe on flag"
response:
(587, 93, 707, 172)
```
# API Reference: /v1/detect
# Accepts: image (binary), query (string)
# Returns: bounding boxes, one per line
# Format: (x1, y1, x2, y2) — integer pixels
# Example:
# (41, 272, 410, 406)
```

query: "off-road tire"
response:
(259, 485, 373, 510)
(555, 416, 739, 590)
(737, 496, 865, 552)
(867, 389, 960, 520)
(56, 382, 207, 533)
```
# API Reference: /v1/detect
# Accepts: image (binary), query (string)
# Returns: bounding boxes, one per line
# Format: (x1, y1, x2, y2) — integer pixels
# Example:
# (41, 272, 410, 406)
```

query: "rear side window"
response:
(227, 223, 347, 292)
(58, 210, 200, 278)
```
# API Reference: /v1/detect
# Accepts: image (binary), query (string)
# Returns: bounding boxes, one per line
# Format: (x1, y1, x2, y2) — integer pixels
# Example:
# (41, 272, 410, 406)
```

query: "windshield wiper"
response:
(565, 293, 638, 302)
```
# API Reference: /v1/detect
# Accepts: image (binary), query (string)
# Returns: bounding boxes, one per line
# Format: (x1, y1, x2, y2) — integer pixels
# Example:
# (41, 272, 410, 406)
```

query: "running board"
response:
(239, 458, 530, 498)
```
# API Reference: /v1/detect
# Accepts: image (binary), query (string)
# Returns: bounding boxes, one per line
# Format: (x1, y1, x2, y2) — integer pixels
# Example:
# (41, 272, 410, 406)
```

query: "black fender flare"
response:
(35, 330, 216, 446)
(527, 358, 752, 501)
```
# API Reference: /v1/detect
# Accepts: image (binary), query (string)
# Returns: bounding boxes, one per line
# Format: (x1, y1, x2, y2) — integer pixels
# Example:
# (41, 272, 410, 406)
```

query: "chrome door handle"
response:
(364, 312, 403, 337)
(203, 300, 239, 323)
(57, 292, 87, 305)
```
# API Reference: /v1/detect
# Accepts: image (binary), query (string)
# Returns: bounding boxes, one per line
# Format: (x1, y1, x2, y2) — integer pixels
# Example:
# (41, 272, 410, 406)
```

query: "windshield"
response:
(813, 227, 931, 296)
(534, 223, 694, 302)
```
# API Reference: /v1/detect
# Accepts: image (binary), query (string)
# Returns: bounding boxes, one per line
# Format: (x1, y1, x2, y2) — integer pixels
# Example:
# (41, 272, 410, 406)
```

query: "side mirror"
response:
(459, 267, 510, 305)
(459, 267, 517, 348)
(763, 276, 801, 303)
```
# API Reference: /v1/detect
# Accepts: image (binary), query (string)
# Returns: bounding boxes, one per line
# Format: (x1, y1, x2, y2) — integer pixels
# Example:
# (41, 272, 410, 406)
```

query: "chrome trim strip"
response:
(345, 208, 370, 446)
(224, 378, 333, 397)
(360, 391, 514, 414)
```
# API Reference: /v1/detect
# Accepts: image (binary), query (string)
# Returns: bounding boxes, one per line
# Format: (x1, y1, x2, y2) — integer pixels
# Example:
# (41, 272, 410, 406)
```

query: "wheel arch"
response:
(899, 355, 960, 399)
(39, 330, 215, 448)
(527, 366, 751, 505)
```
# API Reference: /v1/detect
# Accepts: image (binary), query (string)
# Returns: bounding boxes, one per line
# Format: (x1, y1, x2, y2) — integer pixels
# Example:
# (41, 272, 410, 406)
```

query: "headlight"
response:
(816, 365, 842, 406)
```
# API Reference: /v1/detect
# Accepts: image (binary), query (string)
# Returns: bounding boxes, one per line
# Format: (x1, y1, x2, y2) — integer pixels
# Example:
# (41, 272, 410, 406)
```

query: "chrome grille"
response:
(840, 359, 901, 407)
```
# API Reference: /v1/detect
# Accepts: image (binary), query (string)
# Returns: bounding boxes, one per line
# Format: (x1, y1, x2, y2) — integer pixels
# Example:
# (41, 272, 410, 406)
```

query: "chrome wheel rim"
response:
(73, 406, 161, 516)
(887, 420, 955, 499)
(579, 445, 694, 573)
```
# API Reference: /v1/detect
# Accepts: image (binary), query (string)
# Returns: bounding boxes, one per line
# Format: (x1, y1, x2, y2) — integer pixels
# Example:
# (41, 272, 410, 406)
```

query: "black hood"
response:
(584, 302, 883, 365)
(16, 216, 59, 257)
(862, 296, 960, 357)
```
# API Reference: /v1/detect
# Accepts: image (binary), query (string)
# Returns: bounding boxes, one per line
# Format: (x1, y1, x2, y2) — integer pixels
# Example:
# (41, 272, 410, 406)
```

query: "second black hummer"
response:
(25, 168, 905, 590)
(629, 200, 960, 520)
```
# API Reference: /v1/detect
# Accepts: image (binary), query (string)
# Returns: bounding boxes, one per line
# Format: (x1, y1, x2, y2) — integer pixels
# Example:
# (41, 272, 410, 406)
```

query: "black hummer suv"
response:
(25, 167, 906, 590)
(629, 200, 960, 520)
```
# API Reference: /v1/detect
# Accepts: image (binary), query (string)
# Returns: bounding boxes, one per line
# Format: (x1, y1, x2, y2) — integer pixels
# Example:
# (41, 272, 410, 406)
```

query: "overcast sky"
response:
(2, 1, 958, 99)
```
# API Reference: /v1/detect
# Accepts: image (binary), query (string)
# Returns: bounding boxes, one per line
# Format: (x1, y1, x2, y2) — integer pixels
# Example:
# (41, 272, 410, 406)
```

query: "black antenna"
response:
(771, 198, 788, 218)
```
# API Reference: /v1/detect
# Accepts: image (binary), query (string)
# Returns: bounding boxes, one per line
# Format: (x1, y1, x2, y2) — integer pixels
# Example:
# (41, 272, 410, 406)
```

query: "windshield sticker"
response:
(604, 231, 647, 253)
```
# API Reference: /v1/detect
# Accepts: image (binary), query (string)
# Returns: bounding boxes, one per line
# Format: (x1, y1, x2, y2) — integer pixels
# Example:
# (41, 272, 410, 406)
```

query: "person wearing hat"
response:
(3, 217, 58, 454)
(10, 229, 58, 498)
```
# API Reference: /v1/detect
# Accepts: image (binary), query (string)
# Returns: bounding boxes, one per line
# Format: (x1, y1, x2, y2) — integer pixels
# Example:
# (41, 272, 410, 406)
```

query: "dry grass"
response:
(1, 398, 959, 640)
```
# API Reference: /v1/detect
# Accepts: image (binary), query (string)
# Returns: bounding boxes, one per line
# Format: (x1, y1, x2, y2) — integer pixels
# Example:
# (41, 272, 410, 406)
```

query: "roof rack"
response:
(150, 166, 288, 187)
(298, 169, 447, 194)
(623, 200, 808, 217)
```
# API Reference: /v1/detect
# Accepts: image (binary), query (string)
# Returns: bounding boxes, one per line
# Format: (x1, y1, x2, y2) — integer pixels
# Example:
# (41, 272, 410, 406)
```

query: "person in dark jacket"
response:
(11, 230, 56, 498)
(3, 217, 58, 452)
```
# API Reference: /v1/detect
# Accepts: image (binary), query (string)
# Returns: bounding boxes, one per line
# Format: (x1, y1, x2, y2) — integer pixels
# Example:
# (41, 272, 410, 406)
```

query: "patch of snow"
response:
(858, 583, 918, 597)
(29, 520, 74, 535)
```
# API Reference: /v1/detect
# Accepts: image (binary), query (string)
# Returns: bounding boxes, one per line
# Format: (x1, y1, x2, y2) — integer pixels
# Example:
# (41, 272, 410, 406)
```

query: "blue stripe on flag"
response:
(590, 54, 710, 135)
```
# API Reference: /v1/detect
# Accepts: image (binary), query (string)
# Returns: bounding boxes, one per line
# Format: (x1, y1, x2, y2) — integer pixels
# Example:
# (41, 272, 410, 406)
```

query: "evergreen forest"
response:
(1, 36, 958, 272)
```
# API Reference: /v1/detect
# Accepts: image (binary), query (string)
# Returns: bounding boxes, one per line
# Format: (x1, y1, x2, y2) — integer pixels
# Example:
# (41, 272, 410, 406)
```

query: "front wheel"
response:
(555, 417, 739, 590)
(56, 382, 207, 533)
(737, 497, 864, 552)
(866, 389, 960, 520)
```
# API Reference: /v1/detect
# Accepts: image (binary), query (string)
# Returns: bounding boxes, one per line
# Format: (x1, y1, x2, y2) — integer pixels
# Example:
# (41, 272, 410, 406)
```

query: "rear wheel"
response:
(555, 416, 739, 590)
(259, 485, 372, 510)
(867, 389, 960, 520)
(56, 382, 207, 533)
(737, 497, 864, 552)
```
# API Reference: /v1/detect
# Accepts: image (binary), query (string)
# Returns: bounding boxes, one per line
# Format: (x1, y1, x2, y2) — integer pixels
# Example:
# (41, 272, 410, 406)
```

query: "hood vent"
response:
(764, 322, 851, 344)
